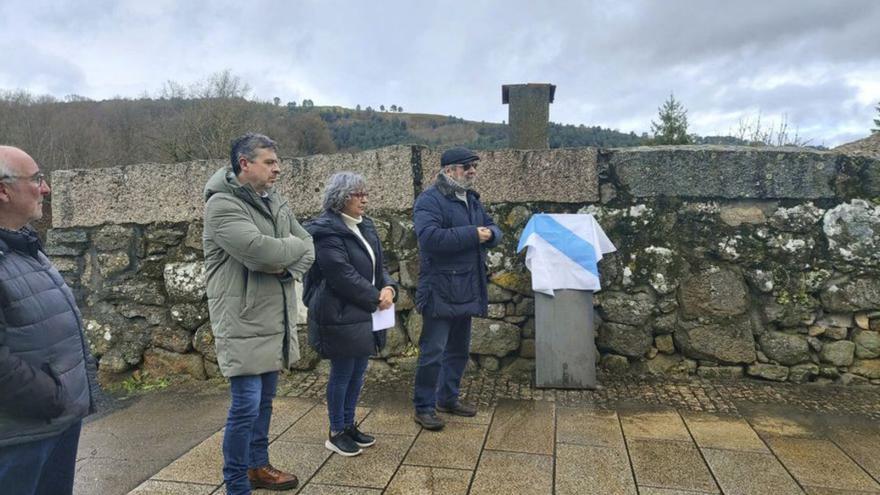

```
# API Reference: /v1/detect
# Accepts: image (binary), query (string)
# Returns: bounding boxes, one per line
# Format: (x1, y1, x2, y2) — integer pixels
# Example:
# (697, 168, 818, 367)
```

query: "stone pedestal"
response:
(535, 289, 596, 389)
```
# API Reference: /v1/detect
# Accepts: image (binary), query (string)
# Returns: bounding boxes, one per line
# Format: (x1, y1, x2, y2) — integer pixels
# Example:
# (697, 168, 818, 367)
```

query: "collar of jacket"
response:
(435, 172, 481, 201)
(0, 226, 43, 259)
(306, 210, 376, 240)
(204, 167, 283, 219)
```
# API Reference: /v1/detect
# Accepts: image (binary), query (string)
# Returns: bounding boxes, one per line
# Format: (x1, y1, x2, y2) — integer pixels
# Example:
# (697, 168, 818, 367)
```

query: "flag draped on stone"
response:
(516, 214, 616, 296)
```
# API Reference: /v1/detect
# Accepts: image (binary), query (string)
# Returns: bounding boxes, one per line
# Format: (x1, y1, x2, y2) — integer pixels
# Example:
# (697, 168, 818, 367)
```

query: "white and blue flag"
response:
(516, 214, 616, 296)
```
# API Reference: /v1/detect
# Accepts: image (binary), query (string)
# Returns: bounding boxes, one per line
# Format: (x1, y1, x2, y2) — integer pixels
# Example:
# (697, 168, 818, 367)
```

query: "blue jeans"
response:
(223, 371, 278, 495)
(327, 357, 369, 432)
(0, 420, 82, 495)
(413, 315, 472, 413)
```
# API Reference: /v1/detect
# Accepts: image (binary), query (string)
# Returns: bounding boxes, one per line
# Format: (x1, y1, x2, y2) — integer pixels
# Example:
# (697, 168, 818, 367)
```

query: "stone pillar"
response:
(535, 290, 596, 389)
(502, 83, 556, 149)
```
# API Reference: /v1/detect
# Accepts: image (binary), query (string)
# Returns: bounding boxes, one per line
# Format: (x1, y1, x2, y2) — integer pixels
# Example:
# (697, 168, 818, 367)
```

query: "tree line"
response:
(0, 80, 652, 174)
(5, 71, 855, 175)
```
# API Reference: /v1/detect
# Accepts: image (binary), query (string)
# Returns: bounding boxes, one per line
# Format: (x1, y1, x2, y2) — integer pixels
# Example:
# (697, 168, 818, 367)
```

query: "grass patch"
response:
(117, 371, 170, 394)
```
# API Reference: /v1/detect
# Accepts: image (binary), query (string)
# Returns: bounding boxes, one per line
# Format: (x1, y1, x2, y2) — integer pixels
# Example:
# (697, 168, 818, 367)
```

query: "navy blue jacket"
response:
(414, 177, 502, 319)
(303, 211, 397, 359)
(0, 227, 97, 447)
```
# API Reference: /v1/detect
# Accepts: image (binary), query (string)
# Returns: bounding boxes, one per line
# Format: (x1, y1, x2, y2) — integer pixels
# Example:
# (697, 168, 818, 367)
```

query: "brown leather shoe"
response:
(247, 464, 299, 491)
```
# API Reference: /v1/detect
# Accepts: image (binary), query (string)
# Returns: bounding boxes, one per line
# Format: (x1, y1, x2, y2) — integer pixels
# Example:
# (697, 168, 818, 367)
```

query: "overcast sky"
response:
(1, 0, 878, 147)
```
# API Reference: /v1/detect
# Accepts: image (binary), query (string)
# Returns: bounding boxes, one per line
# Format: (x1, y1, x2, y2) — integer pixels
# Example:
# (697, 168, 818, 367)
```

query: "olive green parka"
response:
(203, 167, 315, 377)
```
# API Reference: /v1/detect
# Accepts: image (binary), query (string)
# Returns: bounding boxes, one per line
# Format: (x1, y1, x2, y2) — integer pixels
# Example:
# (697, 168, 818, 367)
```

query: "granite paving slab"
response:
(701, 448, 802, 495)
(556, 407, 625, 448)
(78, 391, 229, 495)
(128, 480, 217, 494)
(747, 414, 821, 438)
(404, 422, 487, 470)
(620, 409, 692, 442)
(355, 404, 422, 436)
(555, 443, 636, 495)
(801, 487, 880, 494)
(765, 437, 880, 492)
(152, 430, 225, 485)
(627, 440, 719, 493)
(276, 406, 369, 444)
(826, 425, 880, 481)
(469, 450, 553, 495)
(295, 484, 381, 495)
(309, 434, 413, 489)
(268, 397, 320, 438)
(638, 489, 719, 495)
(484, 399, 554, 455)
(437, 407, 493, 425)
(383, 465, 471, 495)
(683, 412, 769, 452)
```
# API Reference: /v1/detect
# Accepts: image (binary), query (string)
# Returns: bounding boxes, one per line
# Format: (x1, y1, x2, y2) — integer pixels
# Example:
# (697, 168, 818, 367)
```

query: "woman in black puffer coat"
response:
(303, 171, 397, 457)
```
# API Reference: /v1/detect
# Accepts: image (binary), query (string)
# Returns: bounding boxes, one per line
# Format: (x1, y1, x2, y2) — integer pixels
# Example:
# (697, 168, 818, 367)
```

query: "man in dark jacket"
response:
(412, 147, 502, 430)
(0, 145, 98, 495)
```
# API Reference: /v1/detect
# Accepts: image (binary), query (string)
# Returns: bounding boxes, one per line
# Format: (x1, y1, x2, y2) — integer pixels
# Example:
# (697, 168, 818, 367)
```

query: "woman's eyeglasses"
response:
(350, 192, 369, 199)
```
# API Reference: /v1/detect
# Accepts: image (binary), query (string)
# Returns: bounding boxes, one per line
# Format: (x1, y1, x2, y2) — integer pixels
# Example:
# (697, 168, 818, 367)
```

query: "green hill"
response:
(308, 105, 645, 151)
(0, 90, 693, 174)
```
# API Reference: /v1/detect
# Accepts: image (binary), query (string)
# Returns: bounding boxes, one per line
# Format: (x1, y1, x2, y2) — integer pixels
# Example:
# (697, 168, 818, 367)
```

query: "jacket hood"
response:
(204, 166, 280, 214)
(204, 167, 236, 201)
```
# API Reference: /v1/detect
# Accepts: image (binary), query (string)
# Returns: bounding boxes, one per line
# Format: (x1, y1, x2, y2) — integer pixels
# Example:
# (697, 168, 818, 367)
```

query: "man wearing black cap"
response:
(411, 147, 503, 430)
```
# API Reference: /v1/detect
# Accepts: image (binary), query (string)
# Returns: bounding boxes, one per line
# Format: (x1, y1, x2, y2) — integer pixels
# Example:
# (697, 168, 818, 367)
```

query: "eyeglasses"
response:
(1, 172, 46, 186)
(453, 163, 477, 171)
(350, 192, 369, 199)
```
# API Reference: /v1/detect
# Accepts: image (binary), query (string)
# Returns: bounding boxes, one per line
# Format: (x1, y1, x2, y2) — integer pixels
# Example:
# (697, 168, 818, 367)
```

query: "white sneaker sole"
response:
(324, 439, 363, 457)
(354, 438, 376, 448)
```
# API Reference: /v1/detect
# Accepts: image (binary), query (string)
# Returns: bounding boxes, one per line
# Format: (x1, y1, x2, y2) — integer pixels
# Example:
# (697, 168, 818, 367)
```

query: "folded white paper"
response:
(372, 304, 395, 331)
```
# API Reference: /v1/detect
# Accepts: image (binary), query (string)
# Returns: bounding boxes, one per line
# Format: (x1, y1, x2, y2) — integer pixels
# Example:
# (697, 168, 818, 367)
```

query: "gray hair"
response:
(0, 148, 17, 180)
(230, 133, 277, 175)
(323, 171, 367, 213)
(0, 156, 11, 179)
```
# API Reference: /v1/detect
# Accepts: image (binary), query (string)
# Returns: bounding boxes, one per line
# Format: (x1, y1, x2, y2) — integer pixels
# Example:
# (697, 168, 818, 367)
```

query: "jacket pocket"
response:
(42, 363, 66, 420)
(240, 269, 261, 317)
(436, 267, 477, 304)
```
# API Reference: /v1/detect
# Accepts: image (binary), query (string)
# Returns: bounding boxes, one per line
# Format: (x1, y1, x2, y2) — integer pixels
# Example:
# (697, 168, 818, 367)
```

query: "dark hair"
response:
(229, 133, 277, 175)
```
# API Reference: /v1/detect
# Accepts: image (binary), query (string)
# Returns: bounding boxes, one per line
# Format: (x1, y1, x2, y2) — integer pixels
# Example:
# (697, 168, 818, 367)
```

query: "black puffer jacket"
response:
(0, 227, 97, 447)
(303, 211, 397, 359)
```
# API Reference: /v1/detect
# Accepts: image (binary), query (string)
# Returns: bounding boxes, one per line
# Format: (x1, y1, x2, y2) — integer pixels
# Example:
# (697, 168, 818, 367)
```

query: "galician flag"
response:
(516, 214, 617, 296)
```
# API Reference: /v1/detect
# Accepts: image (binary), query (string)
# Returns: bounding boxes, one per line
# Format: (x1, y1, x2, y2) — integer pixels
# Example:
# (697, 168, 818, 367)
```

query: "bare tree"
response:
(290, 113, 336, 155)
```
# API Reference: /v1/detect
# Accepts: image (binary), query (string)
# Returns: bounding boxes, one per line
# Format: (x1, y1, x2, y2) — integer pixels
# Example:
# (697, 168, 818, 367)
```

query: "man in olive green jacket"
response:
(203, 133, 314, 494)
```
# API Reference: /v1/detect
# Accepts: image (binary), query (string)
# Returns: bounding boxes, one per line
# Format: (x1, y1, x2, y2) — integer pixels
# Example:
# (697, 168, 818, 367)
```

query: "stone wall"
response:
(47, 145, 880, 385)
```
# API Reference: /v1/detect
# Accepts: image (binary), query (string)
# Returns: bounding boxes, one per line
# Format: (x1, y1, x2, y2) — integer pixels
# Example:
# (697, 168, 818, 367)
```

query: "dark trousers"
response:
(413, 315, 472, 413)
(327, 356, 369, 432)
(223, 371, 278, 495)
(0, 420, 82, 495)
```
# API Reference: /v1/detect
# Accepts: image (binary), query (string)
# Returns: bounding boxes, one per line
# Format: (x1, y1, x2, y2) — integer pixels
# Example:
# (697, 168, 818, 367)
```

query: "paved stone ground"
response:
(84, 368, 880, 495)
(286, 368, 880, 420)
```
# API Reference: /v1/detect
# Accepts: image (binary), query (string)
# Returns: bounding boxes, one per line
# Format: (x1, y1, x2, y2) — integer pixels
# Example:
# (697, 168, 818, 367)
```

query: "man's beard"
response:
(449, 174, 474, 190)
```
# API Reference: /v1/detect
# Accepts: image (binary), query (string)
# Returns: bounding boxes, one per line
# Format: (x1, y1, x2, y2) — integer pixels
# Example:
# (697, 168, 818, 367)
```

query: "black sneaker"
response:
(436, 401, 478, 417)
(413, 411, 445, 431)
(325, 430, 362, 457)
(345, 424, 376, 448)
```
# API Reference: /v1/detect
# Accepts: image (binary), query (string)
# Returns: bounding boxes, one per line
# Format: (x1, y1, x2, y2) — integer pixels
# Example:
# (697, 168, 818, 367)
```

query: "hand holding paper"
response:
(372, 304, 395, 331)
